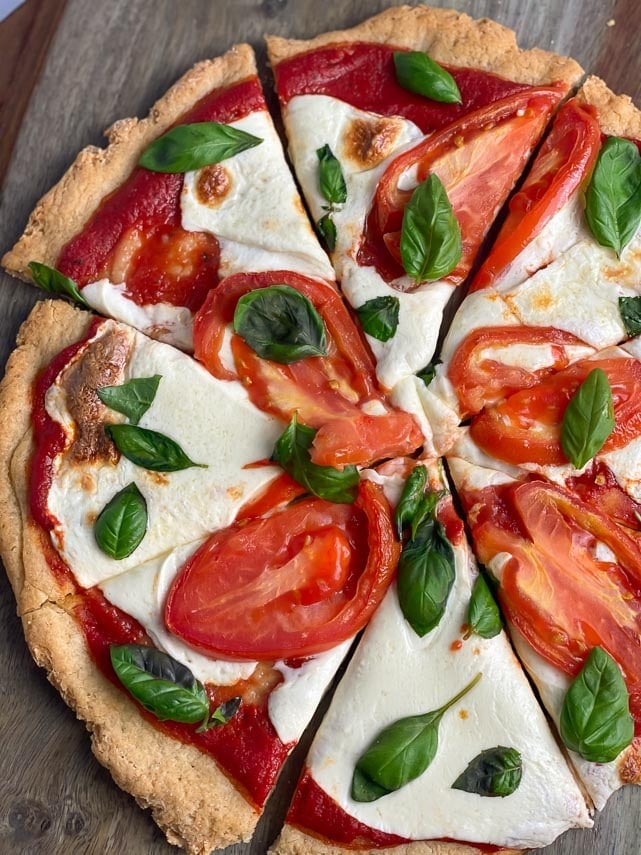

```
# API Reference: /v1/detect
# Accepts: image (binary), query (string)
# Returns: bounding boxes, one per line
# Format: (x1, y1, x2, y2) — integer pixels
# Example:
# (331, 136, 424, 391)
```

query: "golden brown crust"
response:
(579, 75, 641, 139)
(2, 44, 257, 282)
(266, 5, 582, 87)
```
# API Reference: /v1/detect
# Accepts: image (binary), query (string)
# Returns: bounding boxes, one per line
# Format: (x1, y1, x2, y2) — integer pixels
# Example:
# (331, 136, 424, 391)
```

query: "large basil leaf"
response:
(139, 122, 262, 173)
(317, 212, 337, 251)
(560, 646, 633, 763)
(97, 375, 161, 425)
(272, 414, 358, 504)
(585, 136, 641, 257)
(467, 574, 503, 639)
(452, 746, 522, 797)
(393, 51, 462, 104)
(619, 296, 641, 337)
(560, 367, 614, 469)
(317, 144, 347, 205)
(394, 466, 427, 538)
(356, 296, 400, 342)
(233, 285, 327, 363)
(106, 424, 207, 472)
(28, 261, 88, 307)
(400, 174, 462, 282)
(351, 673, 481, 801)
(94, 483, 147, 560)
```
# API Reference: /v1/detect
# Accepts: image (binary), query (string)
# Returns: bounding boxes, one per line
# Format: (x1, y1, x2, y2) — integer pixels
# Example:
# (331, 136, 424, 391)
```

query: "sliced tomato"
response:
(193, 271, 423, 467)
(471, 355, 641, 466)
(164, 480, 399, 660)
(448, 325, 588, 418)
(357, 86, 566, 284)
(463, 479, 641, 729)
(471, 100, 601, 291)
(567, 460, 641, 534)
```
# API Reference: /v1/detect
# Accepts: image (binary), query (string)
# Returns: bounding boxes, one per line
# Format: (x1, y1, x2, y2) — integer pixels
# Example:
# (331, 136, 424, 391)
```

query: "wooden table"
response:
(1, 1, 641, 853)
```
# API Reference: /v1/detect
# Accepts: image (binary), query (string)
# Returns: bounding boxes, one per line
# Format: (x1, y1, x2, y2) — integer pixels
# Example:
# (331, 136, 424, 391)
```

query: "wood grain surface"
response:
(1, 1, 641, 853)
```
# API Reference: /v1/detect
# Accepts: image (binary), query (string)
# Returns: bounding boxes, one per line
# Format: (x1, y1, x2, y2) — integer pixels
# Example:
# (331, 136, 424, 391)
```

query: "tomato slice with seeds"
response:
(193, 271, 423, 467)
(358, 86, 566, 284)
(471, 100, 601, 291)
(165, 480, 399, 660)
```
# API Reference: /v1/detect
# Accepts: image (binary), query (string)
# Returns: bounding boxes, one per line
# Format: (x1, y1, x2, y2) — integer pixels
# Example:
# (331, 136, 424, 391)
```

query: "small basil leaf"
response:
(417, 359, 440, 387)
(94, 483, 148, 559)
(272, 414, 358, 504)
(352, 673, 481, 801)
(356, 296, 400, 342)
(397, 515, 455, 637)
(585, 136, 641, 257)
(452, 746, 522, 797)
(317, 144, 347, 205)
(393, 51, 462, 104)
(560, 368, 615, 469)
(467, 574, 503, 639)
(233, 285, 327, 363)
(106, 424, 207, 472)
(317, 212, 337, 251)
(619, 296, 641, 337)
(394, 466, 428, 538)
(97, 375, 162, 425)
(110, 644, 209, 725)
(560, 646, 634, 763)
(28, 261, 88, 307)
(197, 695, 242, 733)
(139, 122, 262, 173)
(400, 174, 462, 282)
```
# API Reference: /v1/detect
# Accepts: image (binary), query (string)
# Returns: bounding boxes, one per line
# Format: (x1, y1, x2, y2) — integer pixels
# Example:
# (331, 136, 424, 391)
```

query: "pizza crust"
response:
(579, 75, 641, 139)
(2, 44, 257, 282)
(266, 4, 582, 87)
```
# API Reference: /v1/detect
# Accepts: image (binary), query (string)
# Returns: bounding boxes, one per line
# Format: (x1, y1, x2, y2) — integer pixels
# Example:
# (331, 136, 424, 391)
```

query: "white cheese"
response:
(438, 287, 522, 364)
(389, 374, 462, 458)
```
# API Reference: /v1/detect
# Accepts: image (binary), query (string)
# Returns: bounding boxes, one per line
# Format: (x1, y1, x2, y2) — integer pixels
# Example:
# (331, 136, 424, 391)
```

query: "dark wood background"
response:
(1, 1, 641, 853)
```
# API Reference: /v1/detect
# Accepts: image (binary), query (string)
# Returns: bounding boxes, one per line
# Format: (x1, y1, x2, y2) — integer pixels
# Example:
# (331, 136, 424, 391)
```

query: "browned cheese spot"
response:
(196, 164, 232, 206)
(344, 118, 403, 169)
(619, 741, 641, 783)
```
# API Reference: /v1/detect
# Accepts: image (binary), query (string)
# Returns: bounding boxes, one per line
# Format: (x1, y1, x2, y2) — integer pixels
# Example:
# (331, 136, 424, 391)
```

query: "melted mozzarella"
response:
(389, 375, 462, 458)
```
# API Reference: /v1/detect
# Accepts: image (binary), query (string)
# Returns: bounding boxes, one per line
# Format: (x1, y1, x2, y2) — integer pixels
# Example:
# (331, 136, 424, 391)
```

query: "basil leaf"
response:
(110, 644, 209, 726)
(452, 746, 522, 797)
(317, 144, 347, 205)
(619, 296, 641, 337)
(400, 174, 462, 282)
(28, 261, 88, 307)
(107, 424, 207, 472)
(233, 285, 327, 363)
(139, 122, 262, 173)
(585, 136, 641, 257)
(393, 51, 462, 104)
(97, 375, 161, 425)
(417, 359, 440, 387)
(356, 296, 400, 342)
(197, 695, 242, 733)
(272, 414, 358, 504)
(94, 483, 147, 560)
(394, 466, 428, 538)
(317, 212, 337, 251)
(467, 574, 503, 639)
(351, 673, 481, 801)
(560, 646, 633, 763)
(560, 368, 615, 469)
(397, 515, 455, 637)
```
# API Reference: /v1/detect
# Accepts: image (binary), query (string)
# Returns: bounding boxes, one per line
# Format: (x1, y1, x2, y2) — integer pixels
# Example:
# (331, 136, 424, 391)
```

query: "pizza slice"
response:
(272, 459, 591, 853)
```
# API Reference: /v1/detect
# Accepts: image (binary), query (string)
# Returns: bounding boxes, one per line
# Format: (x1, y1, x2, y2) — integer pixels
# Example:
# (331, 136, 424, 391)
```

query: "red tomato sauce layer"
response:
(57, 77, 264, 311)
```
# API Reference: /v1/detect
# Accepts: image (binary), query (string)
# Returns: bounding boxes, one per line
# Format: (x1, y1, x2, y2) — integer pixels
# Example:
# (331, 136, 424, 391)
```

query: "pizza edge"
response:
(578, 74, 641, 138)
(1, 43, 257, 282)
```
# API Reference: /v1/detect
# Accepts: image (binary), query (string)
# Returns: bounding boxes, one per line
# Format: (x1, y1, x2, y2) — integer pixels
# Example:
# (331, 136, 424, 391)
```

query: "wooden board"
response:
(0, 1, 640, 853)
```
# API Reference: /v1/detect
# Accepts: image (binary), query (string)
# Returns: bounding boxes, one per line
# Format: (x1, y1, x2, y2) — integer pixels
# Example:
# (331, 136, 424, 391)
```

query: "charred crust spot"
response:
(343, 118, 403, 169)
(619, 741, 641, 783)
(196, 164, 232, 206)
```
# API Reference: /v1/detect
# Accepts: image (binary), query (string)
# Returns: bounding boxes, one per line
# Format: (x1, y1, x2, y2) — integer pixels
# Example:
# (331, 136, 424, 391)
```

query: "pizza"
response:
(1, 5, 641, 855)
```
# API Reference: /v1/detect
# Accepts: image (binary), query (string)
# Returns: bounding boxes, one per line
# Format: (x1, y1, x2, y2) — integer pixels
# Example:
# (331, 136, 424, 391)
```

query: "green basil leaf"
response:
(585, 136, 641, 257)
(619, 296, 641, 337)
(139, 122, 262, 173)
(356, 296, 400, 342)
(393, 51, 462, 104)
(560, 367, 615, 469)
(107, 424, 207, 472)
(317, 212, 337, 251)
(197, 695, 242, 733)
(110, 644, 209, 726)
(233, 285, 327, 363)
(397, 515, 455, 637)
(97, 375, 162, 425)
(467, 574, 503, 639)
(452, 746, 522, 797)
(272, 414, 358, 504)
(28, 261, 88, 307)
(560, 646, 633, 763)
(317, 144, 347, 205)
(417, 359, 440, 387)
(94, 483, 147, 560)
(394, 466, 428, 538)
(352, 673, 481, 801)
(400, 174, 462, 282)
